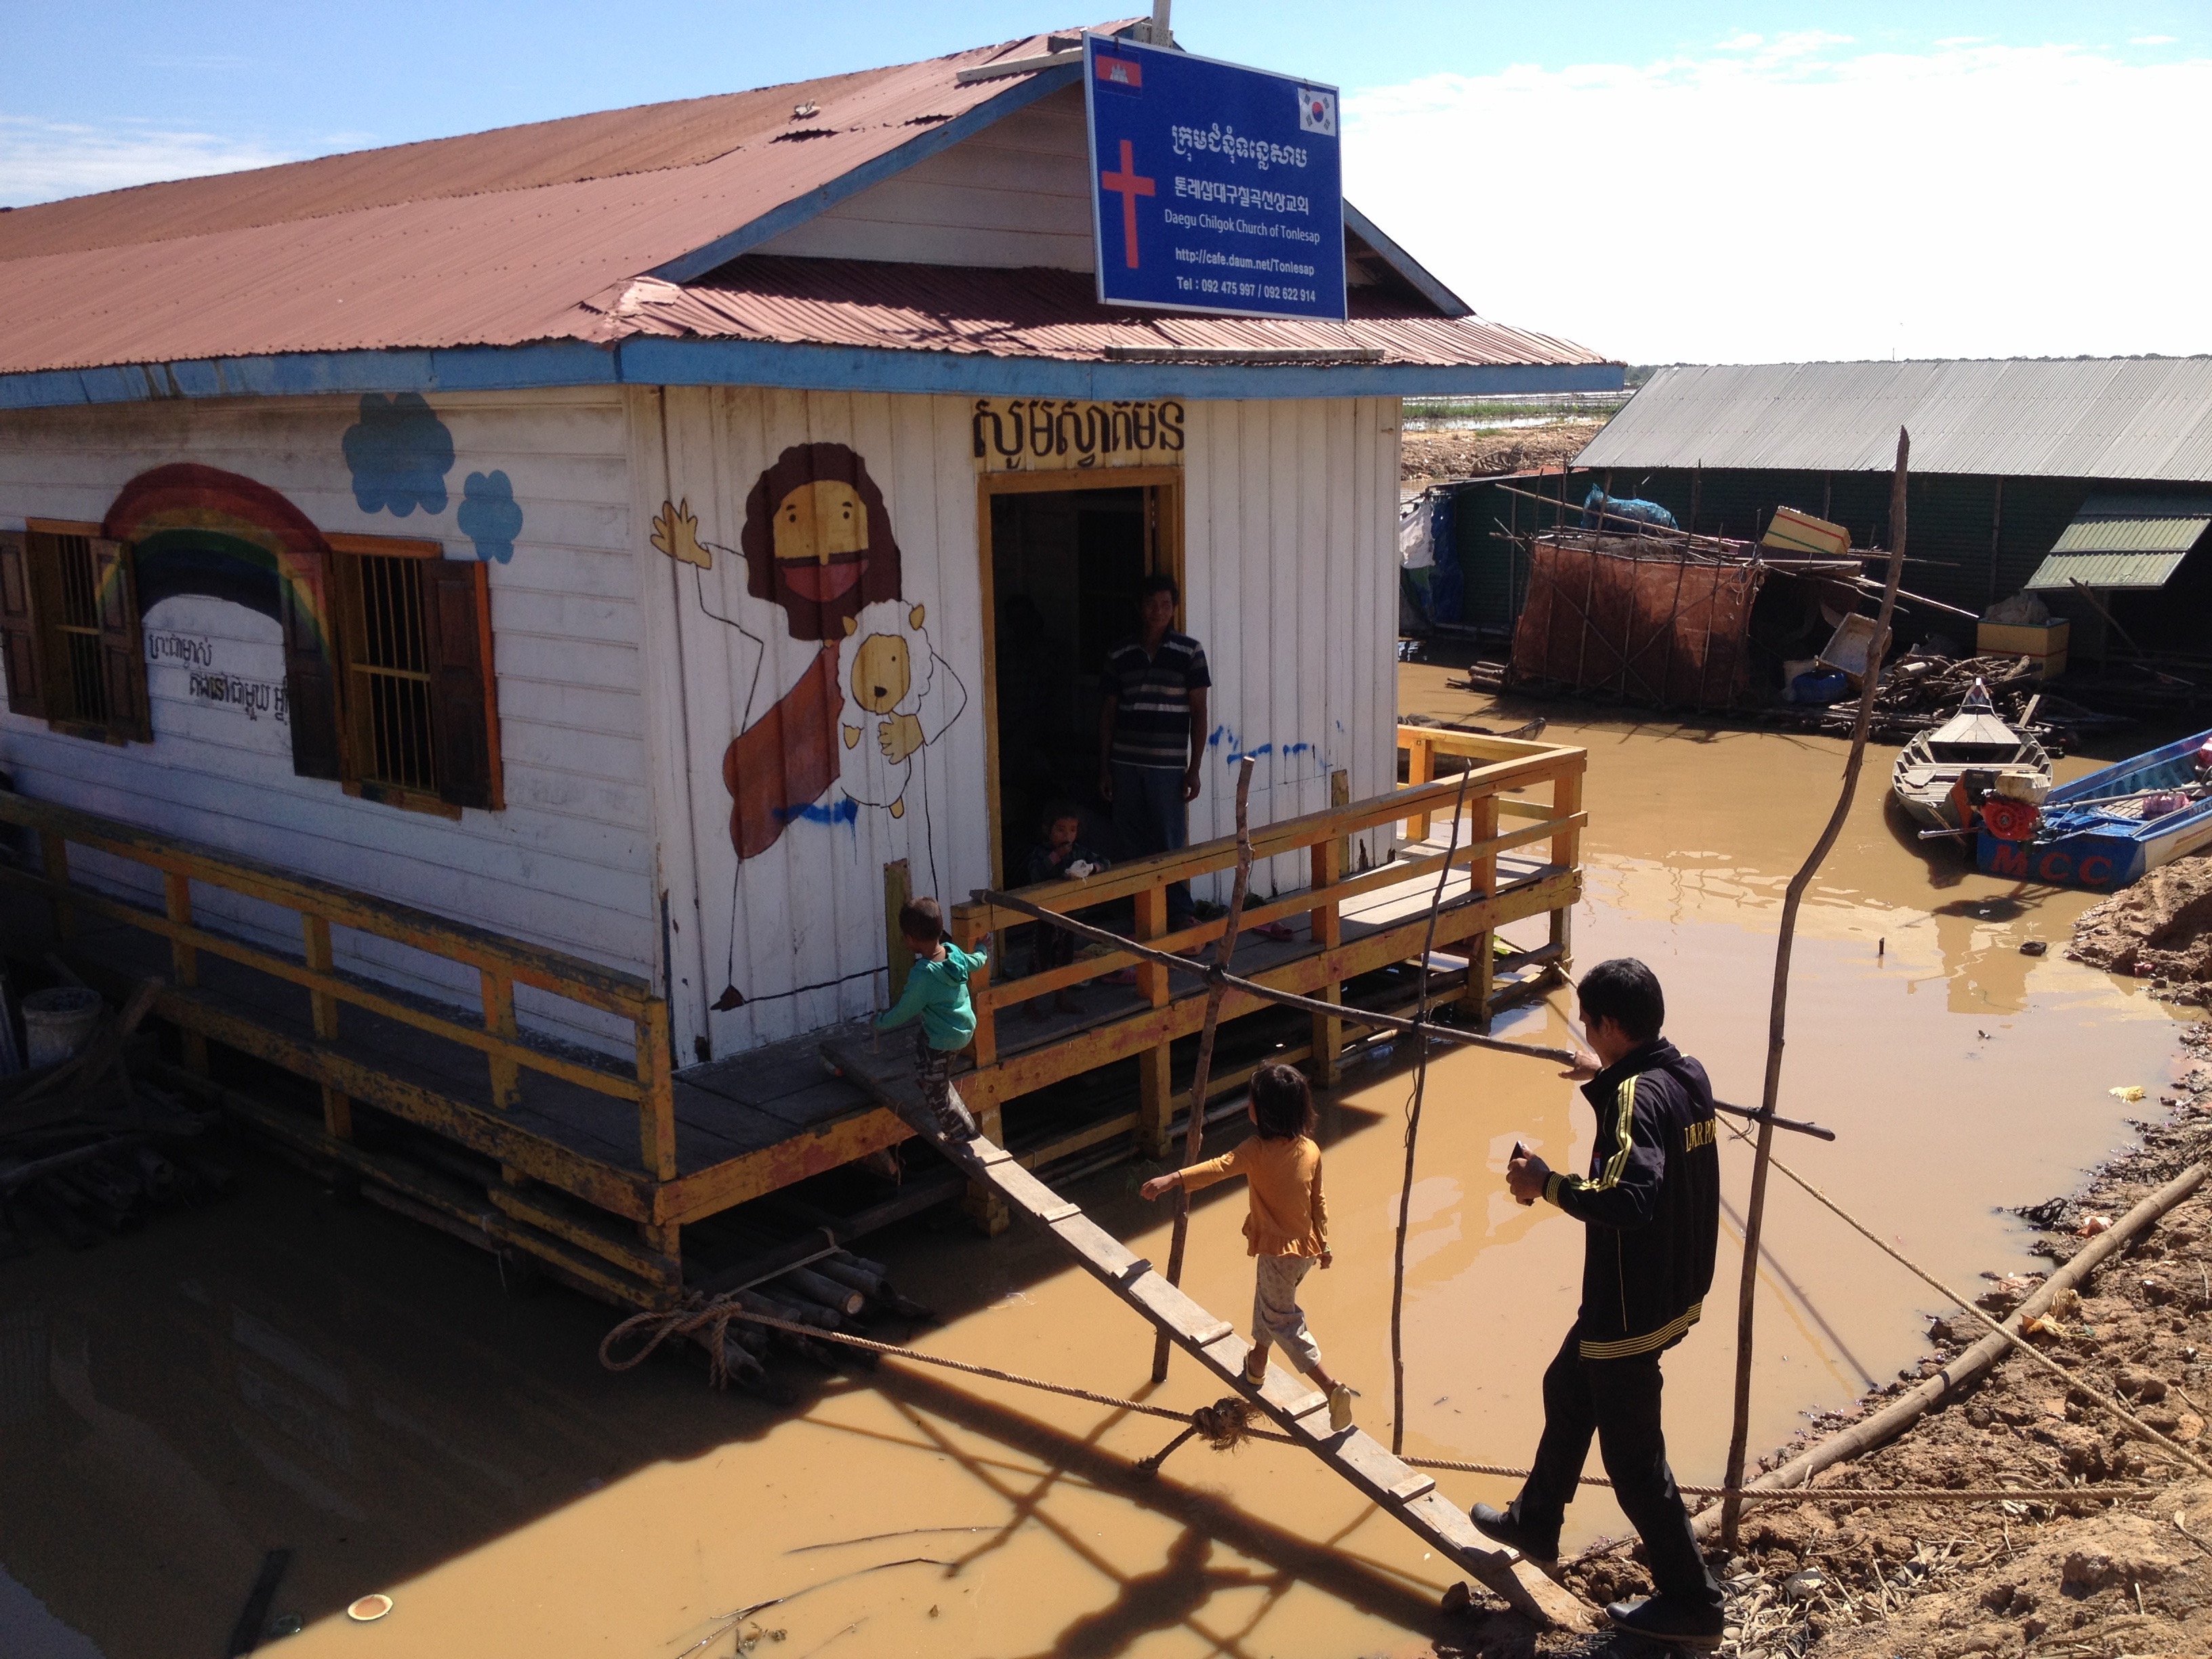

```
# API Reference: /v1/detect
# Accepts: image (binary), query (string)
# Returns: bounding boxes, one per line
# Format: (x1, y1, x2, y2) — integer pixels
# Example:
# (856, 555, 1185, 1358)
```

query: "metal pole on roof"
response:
(1150, 0, 1173, 45)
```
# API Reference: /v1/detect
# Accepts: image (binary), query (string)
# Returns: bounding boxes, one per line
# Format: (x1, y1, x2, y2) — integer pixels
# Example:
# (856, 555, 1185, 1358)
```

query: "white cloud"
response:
(1345, 39, 2212, 363)
(0, 117, 294, 208)
(2131, 34, 2179, 45)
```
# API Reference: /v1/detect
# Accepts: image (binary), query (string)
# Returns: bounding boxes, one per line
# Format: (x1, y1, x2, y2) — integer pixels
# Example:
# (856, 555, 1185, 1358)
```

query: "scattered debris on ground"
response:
(1428, 1025, 2212, 1659)
(1401, 424, 1605, 488)
(1, 975, 230, 1255)
(2070, 858, 2212, 1008)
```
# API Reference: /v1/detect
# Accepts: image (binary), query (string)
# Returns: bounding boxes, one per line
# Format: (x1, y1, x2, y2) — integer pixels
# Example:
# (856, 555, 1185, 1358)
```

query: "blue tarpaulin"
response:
(1580, 487, 1678, 533)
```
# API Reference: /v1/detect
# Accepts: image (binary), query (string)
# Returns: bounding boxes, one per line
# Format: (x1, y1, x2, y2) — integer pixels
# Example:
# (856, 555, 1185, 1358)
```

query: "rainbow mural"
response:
(101, 464, 335, 659)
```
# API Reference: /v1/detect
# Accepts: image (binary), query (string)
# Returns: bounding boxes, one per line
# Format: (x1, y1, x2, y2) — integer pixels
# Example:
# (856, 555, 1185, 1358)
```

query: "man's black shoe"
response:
(1466, 1502, 1557, 1563)
(1603, 1595, 1725, 1650)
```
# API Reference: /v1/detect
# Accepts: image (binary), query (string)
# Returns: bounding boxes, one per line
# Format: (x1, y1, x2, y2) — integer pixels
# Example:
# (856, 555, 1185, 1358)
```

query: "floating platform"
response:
(0, 726, 1584, 1309)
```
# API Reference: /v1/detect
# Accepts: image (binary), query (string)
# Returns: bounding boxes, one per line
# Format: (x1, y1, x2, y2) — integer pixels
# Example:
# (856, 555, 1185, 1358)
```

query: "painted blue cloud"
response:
(457, 470, 523, 563)
(342, 392, 454, 517)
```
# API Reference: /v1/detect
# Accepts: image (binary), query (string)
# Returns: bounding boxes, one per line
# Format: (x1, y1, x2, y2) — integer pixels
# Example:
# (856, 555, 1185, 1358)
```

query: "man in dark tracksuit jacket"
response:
(1478, 958, 1725, 1648)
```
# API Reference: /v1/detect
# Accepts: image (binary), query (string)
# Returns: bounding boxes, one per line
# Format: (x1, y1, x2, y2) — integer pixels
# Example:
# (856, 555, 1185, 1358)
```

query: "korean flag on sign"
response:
(1296, 85, 1336, 137)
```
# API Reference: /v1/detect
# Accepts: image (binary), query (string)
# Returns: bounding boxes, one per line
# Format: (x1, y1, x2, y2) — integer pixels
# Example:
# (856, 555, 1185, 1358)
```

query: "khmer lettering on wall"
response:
(971, 399, 1185, 472)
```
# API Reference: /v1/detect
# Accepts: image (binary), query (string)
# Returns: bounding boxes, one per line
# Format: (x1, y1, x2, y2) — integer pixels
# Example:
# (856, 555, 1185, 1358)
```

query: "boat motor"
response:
(1980, 794, 2039, 841)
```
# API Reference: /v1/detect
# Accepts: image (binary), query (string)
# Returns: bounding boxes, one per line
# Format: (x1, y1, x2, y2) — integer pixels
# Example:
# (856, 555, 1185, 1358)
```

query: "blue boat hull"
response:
(1975, 726, 2212, 892)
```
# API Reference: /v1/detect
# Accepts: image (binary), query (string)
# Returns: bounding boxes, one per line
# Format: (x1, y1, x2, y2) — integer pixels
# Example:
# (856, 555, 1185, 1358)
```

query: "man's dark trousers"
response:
(1511, 1323, 1719, 1608)
(1111, 762, 1195, 926)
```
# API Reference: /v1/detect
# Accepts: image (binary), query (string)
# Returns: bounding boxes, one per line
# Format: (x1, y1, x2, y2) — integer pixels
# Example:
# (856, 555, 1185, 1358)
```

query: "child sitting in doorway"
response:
(1140, 1063, 1355, 1432)
(1021, 802, 1110, 1018)
(875, 897, 985, 1141)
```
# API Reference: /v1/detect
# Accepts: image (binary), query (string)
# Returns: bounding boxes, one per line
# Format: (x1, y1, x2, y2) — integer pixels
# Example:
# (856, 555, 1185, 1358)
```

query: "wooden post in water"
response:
(1151, 756, 1255, 1383)
(1719, 428, 1910, 1549)
(1389, 762, 1473, 1452)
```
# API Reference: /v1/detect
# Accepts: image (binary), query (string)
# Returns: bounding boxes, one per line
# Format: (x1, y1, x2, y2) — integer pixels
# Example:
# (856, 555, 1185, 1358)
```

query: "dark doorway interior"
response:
(990, 485, 1150, 882)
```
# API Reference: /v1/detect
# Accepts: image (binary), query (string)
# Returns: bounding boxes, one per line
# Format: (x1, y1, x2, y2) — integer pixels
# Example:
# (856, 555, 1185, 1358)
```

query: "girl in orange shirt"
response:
(1141, 1062, 1355, 1432)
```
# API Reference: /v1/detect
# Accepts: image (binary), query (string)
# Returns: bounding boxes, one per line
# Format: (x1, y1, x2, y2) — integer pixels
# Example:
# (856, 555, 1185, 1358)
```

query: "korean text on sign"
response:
(1084, 34, 1346, 323)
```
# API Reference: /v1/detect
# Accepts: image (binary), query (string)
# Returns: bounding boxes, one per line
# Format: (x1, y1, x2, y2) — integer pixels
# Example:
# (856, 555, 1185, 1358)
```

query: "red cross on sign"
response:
(1099, 140, 1155, 270)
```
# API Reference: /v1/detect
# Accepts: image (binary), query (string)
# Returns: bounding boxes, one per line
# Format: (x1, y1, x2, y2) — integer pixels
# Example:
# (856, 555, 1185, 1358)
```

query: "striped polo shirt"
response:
(1104, 631, 1212, 769)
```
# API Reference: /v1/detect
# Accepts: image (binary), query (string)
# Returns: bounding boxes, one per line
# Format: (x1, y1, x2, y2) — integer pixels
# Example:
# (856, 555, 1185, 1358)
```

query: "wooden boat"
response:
(1890, 679, 2053, 835)
(1976, 726, 2212, 891)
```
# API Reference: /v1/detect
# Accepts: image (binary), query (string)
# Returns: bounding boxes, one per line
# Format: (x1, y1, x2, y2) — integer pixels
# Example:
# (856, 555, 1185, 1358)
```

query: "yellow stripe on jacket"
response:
(1181, 1134, 1328, 1257)
(1542, 1073, 1640, 1207)
(1579, 1300, 1704, 1359)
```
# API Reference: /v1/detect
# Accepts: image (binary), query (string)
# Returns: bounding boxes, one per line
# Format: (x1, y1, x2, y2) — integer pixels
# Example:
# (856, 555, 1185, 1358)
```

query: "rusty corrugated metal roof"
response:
(576, 257, 1602, 367)
(1576, 359, 2212, 481)
(0, 21, 1607, 383)
(0, 28, 1108, 373)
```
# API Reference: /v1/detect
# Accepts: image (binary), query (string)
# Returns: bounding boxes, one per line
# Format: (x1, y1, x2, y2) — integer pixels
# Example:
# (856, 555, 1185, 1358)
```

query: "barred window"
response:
(326, 535, 501, 815)
(346, 551, 439, 792)
(0, 523, 150, 744)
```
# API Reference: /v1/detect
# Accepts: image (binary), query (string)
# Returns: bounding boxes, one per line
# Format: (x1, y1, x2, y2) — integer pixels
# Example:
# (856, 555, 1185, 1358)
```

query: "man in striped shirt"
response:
(1099, 574, 1210, 930)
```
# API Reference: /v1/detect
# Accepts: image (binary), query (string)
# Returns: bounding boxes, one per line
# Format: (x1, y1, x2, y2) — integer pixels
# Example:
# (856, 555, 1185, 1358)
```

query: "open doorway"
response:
(985, 476, 1178, 884)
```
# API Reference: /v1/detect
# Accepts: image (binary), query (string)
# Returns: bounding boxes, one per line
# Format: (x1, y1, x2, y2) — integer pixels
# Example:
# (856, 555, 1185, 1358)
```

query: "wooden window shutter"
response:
(0, 529, 47, 719)
(282, 547, 345, 780)
(421, 559, 501, 810)
(89, 538, 151, 741)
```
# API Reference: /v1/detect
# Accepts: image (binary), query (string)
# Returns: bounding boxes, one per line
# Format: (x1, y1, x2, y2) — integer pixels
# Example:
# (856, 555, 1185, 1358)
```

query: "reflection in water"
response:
(0, 677, 2193, 1658)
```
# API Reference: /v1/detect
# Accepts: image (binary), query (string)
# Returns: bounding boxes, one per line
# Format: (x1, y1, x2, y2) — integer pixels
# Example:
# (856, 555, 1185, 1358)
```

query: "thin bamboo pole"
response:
(1151, 757, 1256, 1382)
(1389, 762, 1473, 1452)
(1718, 428, 1912, 1549)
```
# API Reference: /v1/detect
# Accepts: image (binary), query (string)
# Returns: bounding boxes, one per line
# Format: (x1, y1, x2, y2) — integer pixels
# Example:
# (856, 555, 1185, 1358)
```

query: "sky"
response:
(2, 1, 2207, 364)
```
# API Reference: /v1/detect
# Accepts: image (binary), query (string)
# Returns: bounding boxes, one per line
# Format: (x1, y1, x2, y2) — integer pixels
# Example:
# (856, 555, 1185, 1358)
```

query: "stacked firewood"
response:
(1, 977, 228, 1254)
(1873, 653, 2042, 720)
(1789, 653, 2116, 745)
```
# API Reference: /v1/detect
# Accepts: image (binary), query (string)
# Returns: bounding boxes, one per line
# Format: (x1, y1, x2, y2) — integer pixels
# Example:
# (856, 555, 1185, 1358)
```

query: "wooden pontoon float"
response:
(0, 725, 1584, 1309)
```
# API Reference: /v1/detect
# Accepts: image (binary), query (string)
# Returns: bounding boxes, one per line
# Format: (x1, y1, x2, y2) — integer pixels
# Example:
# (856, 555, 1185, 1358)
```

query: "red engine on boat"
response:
(1980, 796, 2039, 841)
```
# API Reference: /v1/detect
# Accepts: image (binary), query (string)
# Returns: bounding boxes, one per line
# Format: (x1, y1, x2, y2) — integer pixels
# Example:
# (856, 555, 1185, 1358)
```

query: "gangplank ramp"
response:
(821, 1043, 1595, 1633)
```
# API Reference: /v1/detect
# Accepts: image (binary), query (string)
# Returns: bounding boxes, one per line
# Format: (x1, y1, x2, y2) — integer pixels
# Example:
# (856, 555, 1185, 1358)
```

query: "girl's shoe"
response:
(1328, 1383, 1357, 1433)
(1242, 1352, 1268, 1387)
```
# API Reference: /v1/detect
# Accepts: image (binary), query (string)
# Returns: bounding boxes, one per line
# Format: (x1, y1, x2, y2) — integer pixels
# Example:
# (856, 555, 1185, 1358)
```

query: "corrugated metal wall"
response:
(1451, 466, 2212, 651)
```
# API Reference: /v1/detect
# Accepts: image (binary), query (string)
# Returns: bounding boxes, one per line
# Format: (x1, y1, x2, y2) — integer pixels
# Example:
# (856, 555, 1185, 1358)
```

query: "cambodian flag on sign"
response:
(1082, 33, 1346, 322)
(1094, 52, 1143, 94)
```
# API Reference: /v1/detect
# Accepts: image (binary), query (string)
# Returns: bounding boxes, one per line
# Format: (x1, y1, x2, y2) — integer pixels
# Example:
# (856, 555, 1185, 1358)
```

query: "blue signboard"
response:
(1083, 34, 1347, 323)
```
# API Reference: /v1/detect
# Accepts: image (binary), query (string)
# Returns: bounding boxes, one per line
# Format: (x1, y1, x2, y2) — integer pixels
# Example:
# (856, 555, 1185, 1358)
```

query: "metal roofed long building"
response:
(0, 21, 1614, 409)
(1441, 358, 2212, 659)
(1576, 359, 2212, 482)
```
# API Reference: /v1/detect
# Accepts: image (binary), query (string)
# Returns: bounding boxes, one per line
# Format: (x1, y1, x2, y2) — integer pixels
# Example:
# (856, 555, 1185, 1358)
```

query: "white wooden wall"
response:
(752, 87, 1093, 271)
(632, 389, 1401, 1063)
(1183, 397, 1403, 899)
(0, 389, 654, 1054)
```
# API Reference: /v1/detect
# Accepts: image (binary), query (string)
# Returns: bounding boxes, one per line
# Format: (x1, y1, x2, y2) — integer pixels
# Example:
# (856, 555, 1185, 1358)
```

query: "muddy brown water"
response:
(1, 670, 2196, 1658)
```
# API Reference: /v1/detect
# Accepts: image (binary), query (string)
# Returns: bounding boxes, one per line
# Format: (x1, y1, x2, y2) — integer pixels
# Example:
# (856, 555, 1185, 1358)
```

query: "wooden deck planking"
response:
(820, 1039, 1595, 1635)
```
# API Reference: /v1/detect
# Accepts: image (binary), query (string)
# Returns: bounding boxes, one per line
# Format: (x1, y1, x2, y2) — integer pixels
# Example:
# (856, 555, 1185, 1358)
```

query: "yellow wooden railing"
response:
(0, 789, 675, 1224)
(1401, 722, 1584, 957)
(948, 730, 1586, 1173)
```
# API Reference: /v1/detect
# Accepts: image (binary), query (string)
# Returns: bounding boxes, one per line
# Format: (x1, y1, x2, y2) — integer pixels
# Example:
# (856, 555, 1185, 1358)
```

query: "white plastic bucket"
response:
(22, 987, 104, 1068)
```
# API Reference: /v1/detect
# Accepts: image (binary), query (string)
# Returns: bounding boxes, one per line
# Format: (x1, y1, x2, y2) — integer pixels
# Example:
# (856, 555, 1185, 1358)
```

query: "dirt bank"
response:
(1402, 423, 1603, 488)
(1442, 1026, 2212, 1658)
(2072, 857, 2212, 1008)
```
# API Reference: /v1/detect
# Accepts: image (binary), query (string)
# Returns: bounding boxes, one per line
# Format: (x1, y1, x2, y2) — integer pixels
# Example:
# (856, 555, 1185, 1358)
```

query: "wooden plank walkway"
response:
(821, 1040, 1597, 1634)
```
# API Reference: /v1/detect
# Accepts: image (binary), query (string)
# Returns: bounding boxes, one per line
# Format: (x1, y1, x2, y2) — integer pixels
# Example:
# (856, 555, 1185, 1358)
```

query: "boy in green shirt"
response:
(876, 897, 987, 1140)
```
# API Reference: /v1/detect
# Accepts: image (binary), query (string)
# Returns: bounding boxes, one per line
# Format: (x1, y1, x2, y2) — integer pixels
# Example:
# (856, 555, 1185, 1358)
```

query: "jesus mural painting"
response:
(651, 441, 964, 1021)
(653, 442, 903, 858)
